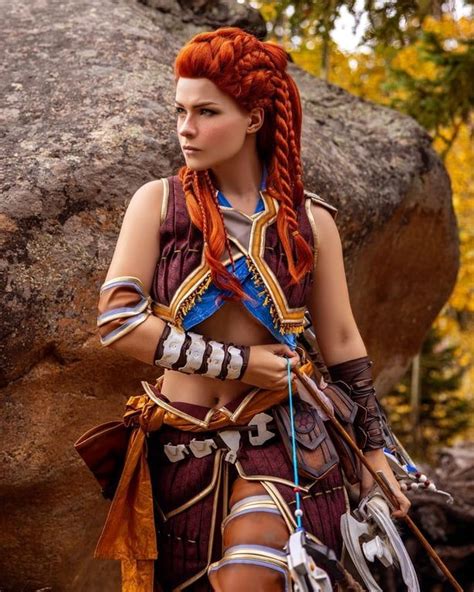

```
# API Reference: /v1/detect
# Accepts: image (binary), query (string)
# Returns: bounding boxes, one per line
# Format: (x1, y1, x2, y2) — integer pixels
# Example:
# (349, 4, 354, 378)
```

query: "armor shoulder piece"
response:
(303, 190, 339, 221)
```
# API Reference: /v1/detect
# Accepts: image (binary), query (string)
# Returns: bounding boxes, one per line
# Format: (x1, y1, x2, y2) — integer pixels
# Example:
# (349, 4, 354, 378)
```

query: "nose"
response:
(178, 113, 196, 138)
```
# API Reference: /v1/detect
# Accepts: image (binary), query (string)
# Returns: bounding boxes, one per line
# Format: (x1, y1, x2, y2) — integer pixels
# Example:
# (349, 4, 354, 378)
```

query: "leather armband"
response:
(97, 276, 152, 346)
(153, 322, 250, 381)
(327, 356, 386, 452)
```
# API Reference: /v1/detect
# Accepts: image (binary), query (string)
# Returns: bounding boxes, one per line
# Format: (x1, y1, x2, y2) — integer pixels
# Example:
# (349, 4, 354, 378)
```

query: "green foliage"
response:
(384, 325, 472, 461)
(384, 30, 474, 158)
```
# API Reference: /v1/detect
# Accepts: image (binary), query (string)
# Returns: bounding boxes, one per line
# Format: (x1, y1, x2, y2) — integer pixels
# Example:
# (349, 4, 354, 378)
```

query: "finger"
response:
(270, 344, 292, 356)
(391, 498, 410, 519)
(290, 356, 300, 368)
(282, 345, 298, 358)
(392, 507, 408, 519)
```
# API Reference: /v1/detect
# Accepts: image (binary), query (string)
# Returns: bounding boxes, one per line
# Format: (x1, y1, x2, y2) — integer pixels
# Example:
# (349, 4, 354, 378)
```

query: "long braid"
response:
(266, 73, 313, 282)
(179, 165, 246, 300)
(192, 172, 209, 247)
(285, 74, 305, 205)
(203, 169, 237, 275)
(238, 41, 313, 282)
(280, 73, 312, 277)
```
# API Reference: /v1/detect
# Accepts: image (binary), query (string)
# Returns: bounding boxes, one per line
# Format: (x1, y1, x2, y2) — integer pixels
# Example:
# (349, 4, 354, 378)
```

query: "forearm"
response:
(97, 276, 250, 379)
(105, 313, 167, 365)
(326, 348, 386, 452)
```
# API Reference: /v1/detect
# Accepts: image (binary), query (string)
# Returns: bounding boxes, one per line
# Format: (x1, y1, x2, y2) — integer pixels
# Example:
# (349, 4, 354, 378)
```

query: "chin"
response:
(185, 161, 210, 172)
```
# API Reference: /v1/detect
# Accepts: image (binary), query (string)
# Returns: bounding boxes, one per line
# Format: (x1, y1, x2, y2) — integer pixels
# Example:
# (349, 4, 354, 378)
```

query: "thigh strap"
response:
(208, 544, 291, 591)
(221, 494, 282, 531)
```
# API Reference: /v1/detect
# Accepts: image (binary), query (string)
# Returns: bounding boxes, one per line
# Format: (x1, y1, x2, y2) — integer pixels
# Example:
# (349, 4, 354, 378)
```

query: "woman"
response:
(95, 26, 410, 591)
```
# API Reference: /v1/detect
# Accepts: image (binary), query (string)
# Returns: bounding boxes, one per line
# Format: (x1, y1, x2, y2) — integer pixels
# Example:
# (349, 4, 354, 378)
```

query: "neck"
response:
(210, 144, 265, 201)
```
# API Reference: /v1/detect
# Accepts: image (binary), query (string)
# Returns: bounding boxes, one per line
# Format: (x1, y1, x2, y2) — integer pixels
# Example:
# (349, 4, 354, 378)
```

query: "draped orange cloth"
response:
(94, 361, 313, 591)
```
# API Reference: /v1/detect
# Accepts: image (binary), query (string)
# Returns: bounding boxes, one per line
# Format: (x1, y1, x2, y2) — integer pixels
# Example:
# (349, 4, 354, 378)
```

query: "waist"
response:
(138, 360, 315, 433)
(160, 370, 257, 409)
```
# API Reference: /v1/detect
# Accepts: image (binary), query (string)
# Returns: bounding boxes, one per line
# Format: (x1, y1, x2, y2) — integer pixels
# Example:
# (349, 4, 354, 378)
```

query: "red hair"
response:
(174, 27, 313, 301)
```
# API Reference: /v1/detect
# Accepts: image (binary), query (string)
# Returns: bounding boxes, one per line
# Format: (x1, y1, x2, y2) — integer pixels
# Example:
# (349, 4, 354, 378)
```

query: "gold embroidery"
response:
(246, 256, 305, 335)
(174, 274, 213, 328)
(141, 381, 215, 428)
(154, 188, 307, 334)
(172, 450, 224, 591)
(160, 177, 170, 225)
(166, 449, 224, 519)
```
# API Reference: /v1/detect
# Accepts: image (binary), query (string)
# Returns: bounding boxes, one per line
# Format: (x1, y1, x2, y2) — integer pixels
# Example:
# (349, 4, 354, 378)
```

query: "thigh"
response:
(208, 478, 291, 592)
(239, 429, 347, 558)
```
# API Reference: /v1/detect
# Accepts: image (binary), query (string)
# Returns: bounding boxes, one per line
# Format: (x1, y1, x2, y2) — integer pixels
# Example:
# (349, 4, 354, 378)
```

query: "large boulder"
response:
(0, 0, 458, 589)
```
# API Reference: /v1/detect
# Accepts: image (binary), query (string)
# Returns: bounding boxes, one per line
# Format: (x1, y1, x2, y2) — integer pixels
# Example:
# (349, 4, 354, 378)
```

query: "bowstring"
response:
(287, 357, 303, 531)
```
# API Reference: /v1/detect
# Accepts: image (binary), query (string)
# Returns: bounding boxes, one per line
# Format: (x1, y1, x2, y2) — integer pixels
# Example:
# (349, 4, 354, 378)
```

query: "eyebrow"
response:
(174, 100, 220, 108)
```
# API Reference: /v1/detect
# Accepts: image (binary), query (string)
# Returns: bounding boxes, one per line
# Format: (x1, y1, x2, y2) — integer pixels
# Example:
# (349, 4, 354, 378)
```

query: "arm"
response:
(305, 202, 410, 517)
(99, 179, 167, 364)
(304, 204, 367, 365)
(97, 179, 298, 387)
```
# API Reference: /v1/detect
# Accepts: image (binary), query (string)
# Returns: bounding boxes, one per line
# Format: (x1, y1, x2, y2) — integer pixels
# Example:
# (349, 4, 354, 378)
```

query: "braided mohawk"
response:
(175, 27, 313, 301)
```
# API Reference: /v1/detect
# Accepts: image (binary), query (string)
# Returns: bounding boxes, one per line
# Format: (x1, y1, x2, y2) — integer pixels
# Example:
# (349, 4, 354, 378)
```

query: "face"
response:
(174, 77, 262, 171)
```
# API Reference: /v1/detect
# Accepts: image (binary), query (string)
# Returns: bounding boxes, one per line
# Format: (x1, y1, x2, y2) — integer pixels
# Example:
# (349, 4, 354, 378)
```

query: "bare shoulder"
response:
(118, 178, 169, 238)
(312, 200, 339, 230)
(104, 178, 167, 284)
(305, 191, 340, 253)
(127, 178, 166, 217)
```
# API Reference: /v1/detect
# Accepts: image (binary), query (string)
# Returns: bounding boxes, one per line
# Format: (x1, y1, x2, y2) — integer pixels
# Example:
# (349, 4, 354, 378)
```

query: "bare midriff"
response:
(160, 301, 279, 408)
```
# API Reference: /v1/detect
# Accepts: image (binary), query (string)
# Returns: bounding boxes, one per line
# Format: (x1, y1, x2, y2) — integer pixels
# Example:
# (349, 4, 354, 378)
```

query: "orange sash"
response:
(95, 361, 313, 591)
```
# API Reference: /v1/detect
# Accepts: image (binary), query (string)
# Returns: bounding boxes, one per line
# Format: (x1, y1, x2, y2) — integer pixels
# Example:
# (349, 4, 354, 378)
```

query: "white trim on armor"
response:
(158, 324, 186, 367)
(180, 332, 207, 373)
(205, 340, 226, 378)
(225, 344, 244, 380)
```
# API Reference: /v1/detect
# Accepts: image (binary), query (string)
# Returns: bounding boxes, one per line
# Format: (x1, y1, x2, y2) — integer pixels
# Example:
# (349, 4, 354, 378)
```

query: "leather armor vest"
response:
(151, 175, 338, 336)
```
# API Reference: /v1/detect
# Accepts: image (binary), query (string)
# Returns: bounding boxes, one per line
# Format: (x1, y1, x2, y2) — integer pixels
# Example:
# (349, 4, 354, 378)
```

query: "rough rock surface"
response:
(0, 0, 459, 589)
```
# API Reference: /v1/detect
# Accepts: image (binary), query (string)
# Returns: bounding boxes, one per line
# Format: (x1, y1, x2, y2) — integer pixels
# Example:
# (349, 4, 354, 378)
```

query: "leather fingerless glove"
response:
(327, 355, 386, 452)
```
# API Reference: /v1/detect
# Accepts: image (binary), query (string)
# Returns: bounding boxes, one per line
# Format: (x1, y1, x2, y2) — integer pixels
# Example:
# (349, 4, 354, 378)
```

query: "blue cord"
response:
(287, 357, 303, 531)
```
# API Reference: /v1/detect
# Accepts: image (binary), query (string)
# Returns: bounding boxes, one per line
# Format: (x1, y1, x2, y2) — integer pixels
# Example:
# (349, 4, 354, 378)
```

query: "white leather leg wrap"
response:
(208, 544, 290, 591)
(221, 494, 281, 531)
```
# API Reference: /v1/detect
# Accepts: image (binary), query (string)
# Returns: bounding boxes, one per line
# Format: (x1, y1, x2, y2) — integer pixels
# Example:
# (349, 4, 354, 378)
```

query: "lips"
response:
(183, 146, 201, 151)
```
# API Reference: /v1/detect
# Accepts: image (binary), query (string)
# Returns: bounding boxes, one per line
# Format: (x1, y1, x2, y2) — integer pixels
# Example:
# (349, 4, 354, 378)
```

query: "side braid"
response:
(203, 169, 236, 274)
(267, 74, 309, 281)
(184, 168, 247, 300)
(192, 172, 209, 247)
(280, 74, 313, 279)
(285, 74, 304, 204)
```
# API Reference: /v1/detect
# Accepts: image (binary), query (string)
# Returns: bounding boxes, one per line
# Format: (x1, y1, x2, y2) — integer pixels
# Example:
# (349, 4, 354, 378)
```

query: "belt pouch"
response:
(272, 399, 339, 481)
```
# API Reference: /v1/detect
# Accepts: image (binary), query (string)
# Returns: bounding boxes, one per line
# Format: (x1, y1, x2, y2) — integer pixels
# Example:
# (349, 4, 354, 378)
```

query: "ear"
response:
(247, 107, 264, 134)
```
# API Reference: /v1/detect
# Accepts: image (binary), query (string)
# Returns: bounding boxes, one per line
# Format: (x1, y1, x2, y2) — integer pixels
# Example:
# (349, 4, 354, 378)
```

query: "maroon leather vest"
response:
(151, 175, 338, 335)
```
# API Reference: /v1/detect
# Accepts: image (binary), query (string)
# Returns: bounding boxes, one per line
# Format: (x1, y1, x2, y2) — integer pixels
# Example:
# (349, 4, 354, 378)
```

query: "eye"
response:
(174, 107, 216, 116)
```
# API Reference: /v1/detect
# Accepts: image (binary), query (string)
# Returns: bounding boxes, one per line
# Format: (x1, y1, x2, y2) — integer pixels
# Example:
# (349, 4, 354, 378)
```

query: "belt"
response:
(162, 412, 277, 463)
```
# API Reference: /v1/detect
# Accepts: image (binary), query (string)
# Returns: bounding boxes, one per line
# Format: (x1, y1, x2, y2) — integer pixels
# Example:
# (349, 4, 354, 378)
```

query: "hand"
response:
(360, 449, 412, 519)
(241, 343, 300, 390)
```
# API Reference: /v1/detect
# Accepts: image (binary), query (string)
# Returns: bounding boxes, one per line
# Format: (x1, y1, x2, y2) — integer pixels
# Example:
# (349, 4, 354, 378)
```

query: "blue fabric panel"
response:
(181, 164, 297, 350)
